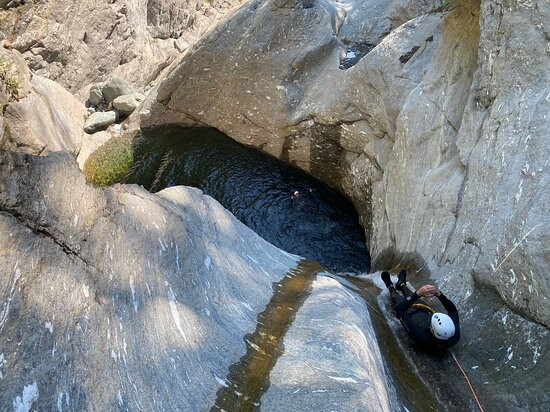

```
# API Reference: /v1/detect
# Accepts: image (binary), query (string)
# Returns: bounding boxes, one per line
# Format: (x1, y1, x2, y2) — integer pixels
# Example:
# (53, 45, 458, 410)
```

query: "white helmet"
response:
(430, 313, 455, 340)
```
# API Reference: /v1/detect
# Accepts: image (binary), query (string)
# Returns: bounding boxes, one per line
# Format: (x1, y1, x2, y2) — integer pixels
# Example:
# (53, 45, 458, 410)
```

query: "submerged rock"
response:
(83, 110, 117, 134)
(0, 150, 393, 410)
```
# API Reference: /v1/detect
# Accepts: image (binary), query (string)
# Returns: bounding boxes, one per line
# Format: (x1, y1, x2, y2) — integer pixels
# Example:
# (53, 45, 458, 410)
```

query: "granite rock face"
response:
(0, 151, 393, 411)
(0, 0, 246, 94)
(135, 0, 549, 407)
(2, 70, 86, 155)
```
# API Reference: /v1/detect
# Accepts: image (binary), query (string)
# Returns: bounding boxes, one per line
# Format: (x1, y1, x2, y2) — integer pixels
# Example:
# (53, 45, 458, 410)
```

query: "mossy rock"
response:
(83, 132, 136, 187)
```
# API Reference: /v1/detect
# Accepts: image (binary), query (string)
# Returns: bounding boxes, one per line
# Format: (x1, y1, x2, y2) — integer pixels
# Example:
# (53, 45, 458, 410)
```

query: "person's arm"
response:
(436, 292, 460, 344)
(396, 284, 437, 312)
(395, 291, 421, 313)
(437, 293, 458, 315)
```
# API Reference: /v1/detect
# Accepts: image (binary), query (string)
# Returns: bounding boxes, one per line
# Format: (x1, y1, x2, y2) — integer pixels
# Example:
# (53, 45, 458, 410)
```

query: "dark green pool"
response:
(122, 125, 371, 273)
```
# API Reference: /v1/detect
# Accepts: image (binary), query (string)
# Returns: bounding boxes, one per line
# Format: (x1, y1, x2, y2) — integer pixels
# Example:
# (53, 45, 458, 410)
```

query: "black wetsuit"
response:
(390, 285, 460, 351)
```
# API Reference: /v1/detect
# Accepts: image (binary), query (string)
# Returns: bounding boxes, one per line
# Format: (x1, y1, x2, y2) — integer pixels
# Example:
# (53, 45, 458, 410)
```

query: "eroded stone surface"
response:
(136, 0, 549, 326)
(133, 1, 549, 407)
(0, 150, 393, 410)
(0, 0, 246, 94)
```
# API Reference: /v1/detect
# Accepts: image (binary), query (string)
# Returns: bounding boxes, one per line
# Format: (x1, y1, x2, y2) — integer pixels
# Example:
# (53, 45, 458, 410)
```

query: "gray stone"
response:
(88, 82, 103, 105)
(101, 76, 135, 104)
(112, 92, 145, 116)
(83, 110, 117, 134)
(137, 0, 549, 326)
(0, 46, 32, 104)
(0, 150, 393, 411)
(262, 275, 391, 411)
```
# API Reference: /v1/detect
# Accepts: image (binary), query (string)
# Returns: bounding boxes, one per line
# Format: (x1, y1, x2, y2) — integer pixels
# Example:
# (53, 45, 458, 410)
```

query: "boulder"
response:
(101, 76, 135, 104)
(3, 74, 86, 154)
(113, 92, 145, 116)
(88, 82, 104, 105)
(0, 46, 32, 106)
(83, 110, 117, 134)
(0, 150, 393, 411)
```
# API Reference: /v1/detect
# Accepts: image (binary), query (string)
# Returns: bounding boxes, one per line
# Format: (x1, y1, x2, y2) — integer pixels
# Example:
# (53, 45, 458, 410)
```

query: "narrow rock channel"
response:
(114, 125, 461, 410)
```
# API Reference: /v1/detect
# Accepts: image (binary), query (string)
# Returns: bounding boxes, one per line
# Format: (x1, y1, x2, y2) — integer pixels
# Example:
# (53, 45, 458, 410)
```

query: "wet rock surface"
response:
(0, 150, 392, 410)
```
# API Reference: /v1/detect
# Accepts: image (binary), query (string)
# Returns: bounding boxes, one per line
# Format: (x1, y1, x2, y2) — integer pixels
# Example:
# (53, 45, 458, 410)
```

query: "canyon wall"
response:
(0, 0, 245, 95)
(135, 0, 549, 328)
(134, 0, 549, 407)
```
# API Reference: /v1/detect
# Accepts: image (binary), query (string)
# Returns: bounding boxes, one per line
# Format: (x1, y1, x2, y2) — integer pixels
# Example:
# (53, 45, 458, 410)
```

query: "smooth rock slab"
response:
(83, 110, 117, 134)
(262, 275, 392, 411)
(0, 151, 393, 411)
(3, 75, 86, 154)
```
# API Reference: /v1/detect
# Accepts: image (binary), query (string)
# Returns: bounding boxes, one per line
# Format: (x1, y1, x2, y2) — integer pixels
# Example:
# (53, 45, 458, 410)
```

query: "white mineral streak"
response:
(327, 375, 361, 384)
(0, 353, 5, 379)
(82, 284, 90, 299)
(130, 276, 138, 312)
(13, 382, 39, 412)
(56, 392, 63, 412)
(214, 375, 229, 387)
(0, 265, 21, 333)
(168, 289, 189, 343)
(45, 321, 53, 333)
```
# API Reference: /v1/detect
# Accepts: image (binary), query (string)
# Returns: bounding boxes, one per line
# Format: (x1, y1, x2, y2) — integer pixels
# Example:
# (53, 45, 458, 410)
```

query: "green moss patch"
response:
(84, 133, 136, 187)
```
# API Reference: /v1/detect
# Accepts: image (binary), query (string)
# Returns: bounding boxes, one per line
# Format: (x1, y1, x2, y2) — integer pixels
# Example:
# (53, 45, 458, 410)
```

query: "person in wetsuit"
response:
(381, 270, 460, 351)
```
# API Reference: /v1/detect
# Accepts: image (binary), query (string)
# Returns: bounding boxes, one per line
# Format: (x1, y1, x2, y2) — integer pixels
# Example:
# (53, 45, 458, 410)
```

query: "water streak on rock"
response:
(211, 260, 324, 411)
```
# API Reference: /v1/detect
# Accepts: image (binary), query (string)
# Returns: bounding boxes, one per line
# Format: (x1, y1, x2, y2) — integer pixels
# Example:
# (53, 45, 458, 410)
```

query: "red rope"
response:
(450, 350, 485, 412)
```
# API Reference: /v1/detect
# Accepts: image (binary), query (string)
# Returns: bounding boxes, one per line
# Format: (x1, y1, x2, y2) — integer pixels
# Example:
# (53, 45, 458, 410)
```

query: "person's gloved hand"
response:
(417, 284, 441, 297)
